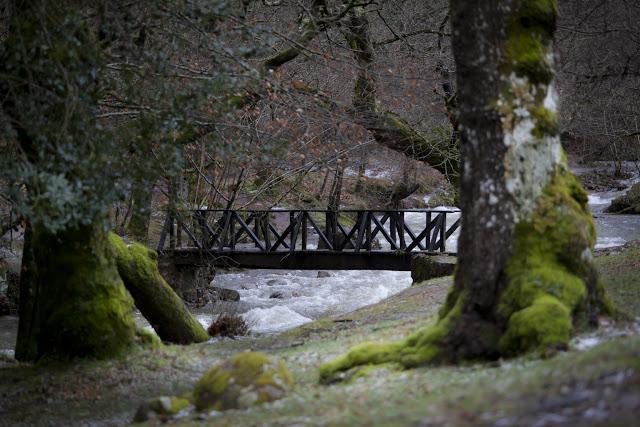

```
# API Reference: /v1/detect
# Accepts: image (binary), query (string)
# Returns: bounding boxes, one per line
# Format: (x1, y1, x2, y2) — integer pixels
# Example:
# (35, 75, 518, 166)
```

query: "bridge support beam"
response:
(160, 250, 457, 274)
(410, 254, 456, 284)
(158, 257, 215, 305)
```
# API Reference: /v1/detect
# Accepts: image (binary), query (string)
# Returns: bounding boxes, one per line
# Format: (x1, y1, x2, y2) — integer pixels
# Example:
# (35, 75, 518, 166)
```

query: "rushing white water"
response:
(211, 269, 411, 335)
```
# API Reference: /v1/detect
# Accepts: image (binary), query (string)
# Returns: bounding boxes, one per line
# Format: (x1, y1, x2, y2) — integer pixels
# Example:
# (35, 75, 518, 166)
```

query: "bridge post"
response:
(301, 211, 308, 250)
(289, 211, 296, 250)
(365, 211, 372, 251)
(390, 213, 397, 246)
(398, 212, 406, 249)
(426, 211, 432, 250)
(440, 213, 446, 252)
(262, 213, 271, 251)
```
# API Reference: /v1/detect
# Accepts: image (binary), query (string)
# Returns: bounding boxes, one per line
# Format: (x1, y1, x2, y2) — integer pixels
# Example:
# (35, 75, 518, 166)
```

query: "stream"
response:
(1, 164, 639, 353)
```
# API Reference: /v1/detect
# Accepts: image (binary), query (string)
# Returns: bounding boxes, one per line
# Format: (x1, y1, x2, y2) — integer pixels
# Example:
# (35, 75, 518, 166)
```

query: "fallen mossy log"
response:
(110, 234, 210, 344)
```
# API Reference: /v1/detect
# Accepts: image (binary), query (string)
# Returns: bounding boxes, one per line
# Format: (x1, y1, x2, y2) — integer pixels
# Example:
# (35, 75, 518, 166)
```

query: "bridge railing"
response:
(156, 209, 461, 254)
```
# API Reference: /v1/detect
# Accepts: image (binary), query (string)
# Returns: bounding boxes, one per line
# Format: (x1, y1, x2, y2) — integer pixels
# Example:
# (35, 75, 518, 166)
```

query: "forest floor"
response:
(1, 242, 639, 426)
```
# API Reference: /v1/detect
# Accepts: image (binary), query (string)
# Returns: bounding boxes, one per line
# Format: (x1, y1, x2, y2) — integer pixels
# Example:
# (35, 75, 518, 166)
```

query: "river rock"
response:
(266, 279, 287, 287)
(209, 287, 240, 302)
(317, 271, 331, 278)
(605, 183, 640, 214)
(269, 291, 285, 299)
(410, 254, 456, 284)
(193, 351, 293, 411)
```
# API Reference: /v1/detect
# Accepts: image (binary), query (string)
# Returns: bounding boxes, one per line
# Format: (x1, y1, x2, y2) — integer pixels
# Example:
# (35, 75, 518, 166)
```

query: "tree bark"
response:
(110, 234, 210, 344)
(319, 0, 612, 381)
(15, 224, 150, 361)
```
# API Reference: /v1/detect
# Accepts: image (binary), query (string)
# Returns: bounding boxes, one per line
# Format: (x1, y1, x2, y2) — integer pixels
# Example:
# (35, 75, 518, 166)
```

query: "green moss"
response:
(319, 342, 403, 384)
(193, 351, 294, 411)
(150, 396, 190, 415)
(498, 166, 608, 355)
(110, 234, 209, 344)
(503, 0, 557, 85)
(319, 291, 465, 382)
(530, 106, 558, 138)
(26, 224, 149, 360)
(504, 30, 553, 85)
(499, 295, 572, 356)
(519, 0, 558, 36)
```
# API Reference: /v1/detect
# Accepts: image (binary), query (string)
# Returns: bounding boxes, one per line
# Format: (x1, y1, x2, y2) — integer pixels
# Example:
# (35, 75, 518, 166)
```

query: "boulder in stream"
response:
(605, 183, 640, 214)
(209, 287, 240, 302)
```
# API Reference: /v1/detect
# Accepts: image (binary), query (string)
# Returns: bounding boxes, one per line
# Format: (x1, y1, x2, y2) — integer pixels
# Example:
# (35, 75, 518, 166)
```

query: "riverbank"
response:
(1, 242, 639, 426)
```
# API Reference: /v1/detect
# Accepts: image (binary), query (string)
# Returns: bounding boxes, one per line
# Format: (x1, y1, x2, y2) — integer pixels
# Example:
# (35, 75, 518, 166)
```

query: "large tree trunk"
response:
(110, 234, 210, 344)
(319, 0, 612, 382)
(15, 224, 151, 361)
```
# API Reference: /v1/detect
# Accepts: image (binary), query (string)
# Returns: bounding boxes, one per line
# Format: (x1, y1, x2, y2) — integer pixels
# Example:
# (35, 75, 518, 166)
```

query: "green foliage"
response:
(0, 0, 252, 234)
(193, 351, 294, 411)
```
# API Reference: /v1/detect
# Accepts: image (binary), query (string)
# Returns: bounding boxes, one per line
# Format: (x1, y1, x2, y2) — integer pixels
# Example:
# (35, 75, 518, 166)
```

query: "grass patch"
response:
(596, 241, 640, 318)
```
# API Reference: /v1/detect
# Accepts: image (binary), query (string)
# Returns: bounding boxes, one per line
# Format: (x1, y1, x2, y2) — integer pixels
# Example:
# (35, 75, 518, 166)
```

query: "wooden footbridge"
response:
(157, 209, 460, 271)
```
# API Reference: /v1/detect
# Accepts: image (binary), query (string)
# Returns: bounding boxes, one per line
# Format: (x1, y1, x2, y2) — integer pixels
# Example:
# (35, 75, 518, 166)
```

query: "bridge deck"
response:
(163, 248, 457, 271)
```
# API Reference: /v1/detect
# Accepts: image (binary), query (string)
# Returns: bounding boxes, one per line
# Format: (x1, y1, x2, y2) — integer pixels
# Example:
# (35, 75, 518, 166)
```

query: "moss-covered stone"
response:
(110, 234, 209, 344)
(133, 395, 191, 422)
(193, 351, 294, 411)
(411, 255, 456, 284)
(605, 183, 640, 214)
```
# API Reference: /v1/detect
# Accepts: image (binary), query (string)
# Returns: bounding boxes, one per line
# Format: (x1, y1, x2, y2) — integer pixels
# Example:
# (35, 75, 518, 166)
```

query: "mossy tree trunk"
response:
(320, 0, 612, 382)
(110, 234, 210, 344)
(15, 224, 148, 361)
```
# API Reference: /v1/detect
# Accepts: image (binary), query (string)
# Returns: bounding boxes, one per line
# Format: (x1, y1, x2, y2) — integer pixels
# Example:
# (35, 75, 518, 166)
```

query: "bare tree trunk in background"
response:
(319, 0, 612, 381)
(127, 179, 154, 245)
(343, 6, 460, 188)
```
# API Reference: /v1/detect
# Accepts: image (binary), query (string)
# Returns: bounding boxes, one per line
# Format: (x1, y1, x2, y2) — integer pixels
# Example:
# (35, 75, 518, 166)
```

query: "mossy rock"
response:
(193, 351, 294, 411)
(605, 183, 640, 214)
(133, 395, 191, 422)
(411, 255, 456, 283)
